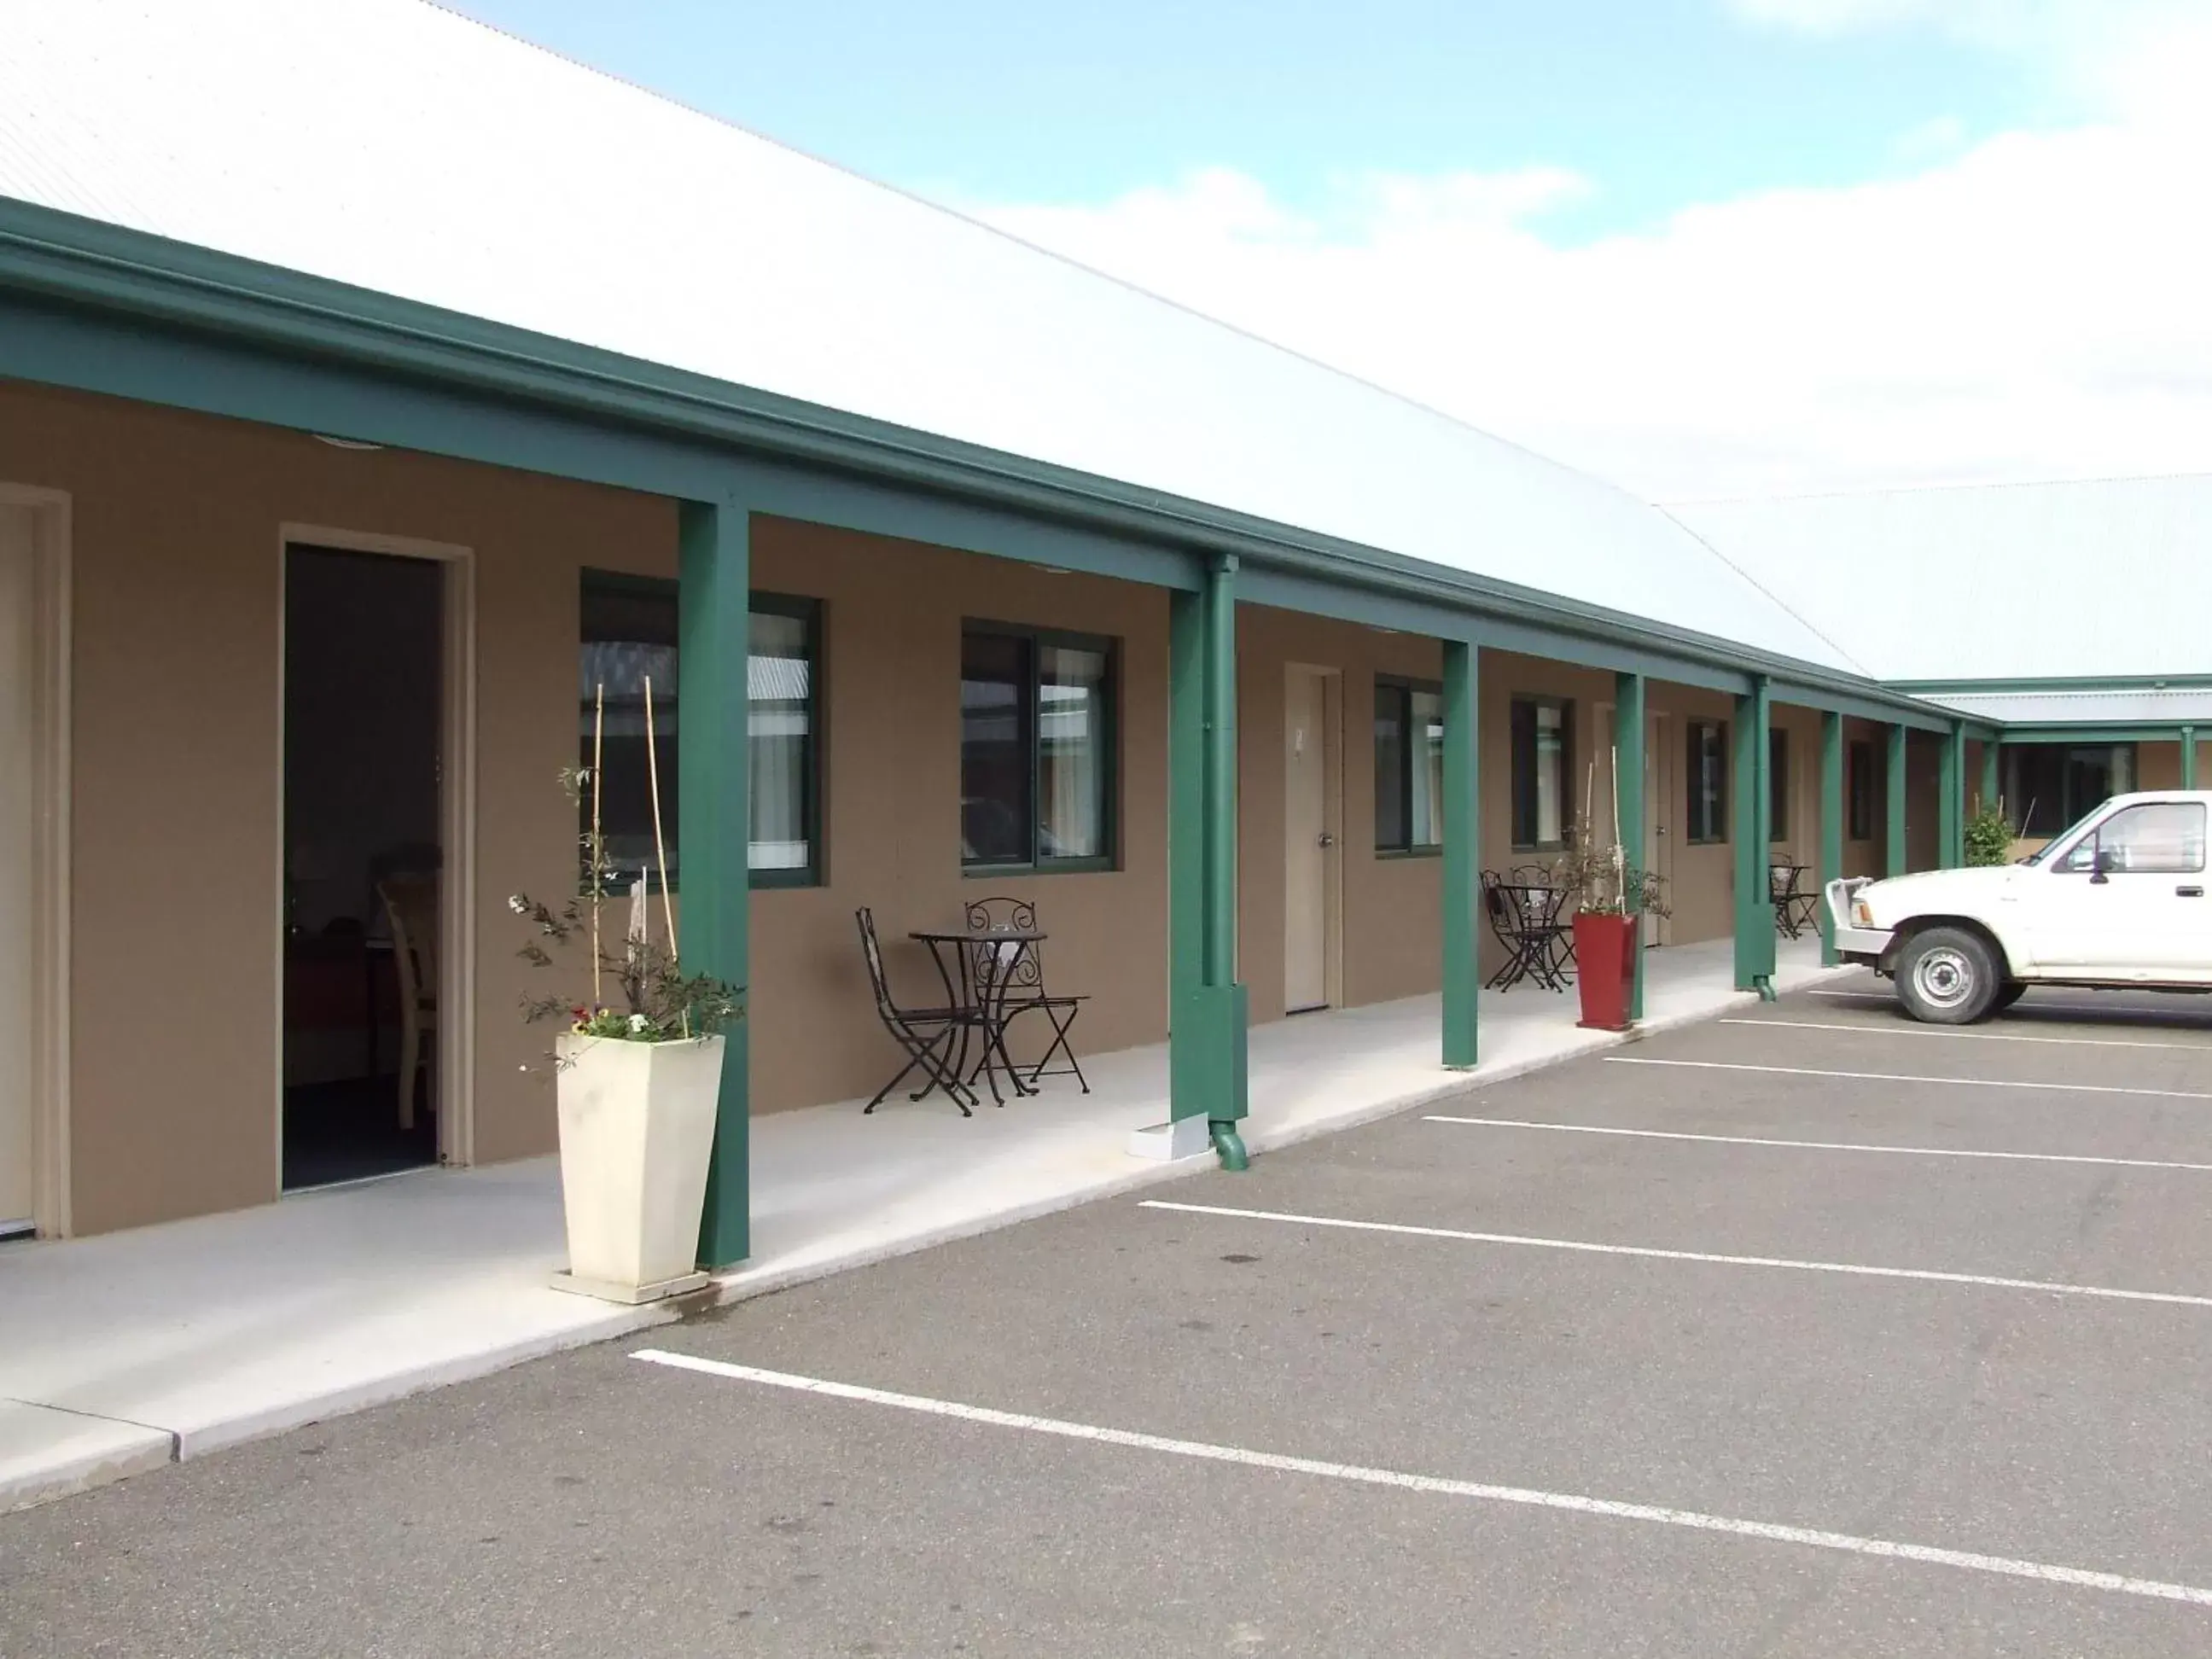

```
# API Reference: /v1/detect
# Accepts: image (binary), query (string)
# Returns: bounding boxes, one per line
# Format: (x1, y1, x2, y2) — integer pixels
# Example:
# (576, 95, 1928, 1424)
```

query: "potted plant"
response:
(513, 679, 742, 1304)
(1549, 754, 1669, 1033)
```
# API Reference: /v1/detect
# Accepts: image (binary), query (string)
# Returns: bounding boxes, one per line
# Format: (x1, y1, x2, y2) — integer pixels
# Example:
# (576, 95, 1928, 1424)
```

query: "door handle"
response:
(1318, 832, 1336, 848)
(2180, 886, 2204, 898)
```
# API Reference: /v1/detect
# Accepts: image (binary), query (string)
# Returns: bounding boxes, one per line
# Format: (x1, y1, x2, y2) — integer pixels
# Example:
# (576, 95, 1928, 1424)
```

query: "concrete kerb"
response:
(3, 962, 1858, 1513)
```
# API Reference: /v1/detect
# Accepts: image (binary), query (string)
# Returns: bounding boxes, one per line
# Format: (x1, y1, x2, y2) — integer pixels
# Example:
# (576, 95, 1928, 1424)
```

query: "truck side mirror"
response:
(2090, 841, 2114, 883)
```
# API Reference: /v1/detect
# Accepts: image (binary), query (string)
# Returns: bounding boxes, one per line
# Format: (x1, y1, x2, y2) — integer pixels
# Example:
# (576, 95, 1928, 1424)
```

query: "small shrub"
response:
(1965, 798, 2013, 867)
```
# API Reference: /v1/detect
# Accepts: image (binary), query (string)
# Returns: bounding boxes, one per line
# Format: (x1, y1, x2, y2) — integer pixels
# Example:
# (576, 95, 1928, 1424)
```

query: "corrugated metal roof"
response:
(1924, 688, 2212, 725)
(1664, 474, 2212, 683)
(0, 0, 1860, 676)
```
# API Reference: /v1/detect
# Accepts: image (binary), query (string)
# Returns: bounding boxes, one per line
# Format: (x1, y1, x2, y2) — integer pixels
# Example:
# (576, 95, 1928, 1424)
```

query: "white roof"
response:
(1924, 688, 2212, 727)
(0, 0, 1857, 675)
(1664, 474, 2212, 683)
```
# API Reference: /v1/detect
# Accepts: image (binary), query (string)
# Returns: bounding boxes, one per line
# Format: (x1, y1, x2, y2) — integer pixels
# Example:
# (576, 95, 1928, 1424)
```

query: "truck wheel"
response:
(1895, 928, 2000, 1025)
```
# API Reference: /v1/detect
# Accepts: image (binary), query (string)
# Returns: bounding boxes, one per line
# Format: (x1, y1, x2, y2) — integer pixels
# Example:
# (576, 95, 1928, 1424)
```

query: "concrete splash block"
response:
(1126, 1116, 1214, 1162)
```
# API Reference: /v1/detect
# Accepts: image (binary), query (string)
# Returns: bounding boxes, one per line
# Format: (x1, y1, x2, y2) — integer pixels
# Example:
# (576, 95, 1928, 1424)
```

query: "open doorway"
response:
(282, 543, 445, 1190)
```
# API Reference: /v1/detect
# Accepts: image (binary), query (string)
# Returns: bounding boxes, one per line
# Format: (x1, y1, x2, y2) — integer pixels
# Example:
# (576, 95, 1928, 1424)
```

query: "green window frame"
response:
(1510, 696, 1574, 852)
(577, 569, 824, 892)
(1373, 676, 1445, 856)
(1686, 719, 1728, 845)
(960, 620, 1118, 876)
(1847, 741, 1876, 841)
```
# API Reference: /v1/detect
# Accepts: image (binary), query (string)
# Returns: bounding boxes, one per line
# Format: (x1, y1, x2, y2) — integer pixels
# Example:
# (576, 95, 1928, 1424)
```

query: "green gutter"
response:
(0, 196, 1961, 731)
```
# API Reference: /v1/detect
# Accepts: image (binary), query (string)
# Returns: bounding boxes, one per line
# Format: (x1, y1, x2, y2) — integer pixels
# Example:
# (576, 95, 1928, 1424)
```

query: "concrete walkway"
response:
(0, 936, 1838, 1510)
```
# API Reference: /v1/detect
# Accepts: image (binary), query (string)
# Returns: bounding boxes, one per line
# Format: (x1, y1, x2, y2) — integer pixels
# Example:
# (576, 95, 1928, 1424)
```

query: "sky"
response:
(454, 0, 2212, 500)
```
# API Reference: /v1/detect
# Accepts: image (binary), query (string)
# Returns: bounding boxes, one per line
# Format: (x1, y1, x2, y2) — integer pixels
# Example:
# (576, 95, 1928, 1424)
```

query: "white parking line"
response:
(1137, 1199, 2212, 1309)
(632, 1348, 2212, 1608)
(1605, 1056, 2212, 1100)
(1720, 1017, 2212, 1052)
(1424, 1115, 2212, 1173)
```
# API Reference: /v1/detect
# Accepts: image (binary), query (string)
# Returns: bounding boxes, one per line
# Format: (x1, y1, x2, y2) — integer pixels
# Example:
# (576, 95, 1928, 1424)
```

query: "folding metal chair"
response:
(963, 896, 1090, 1093)
(856, 909, 981, 1115)
(1771, 863, 1818, 939)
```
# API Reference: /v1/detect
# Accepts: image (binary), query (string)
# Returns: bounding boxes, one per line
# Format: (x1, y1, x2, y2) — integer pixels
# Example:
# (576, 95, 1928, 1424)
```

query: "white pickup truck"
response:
(1825, 789, 2212, 1024)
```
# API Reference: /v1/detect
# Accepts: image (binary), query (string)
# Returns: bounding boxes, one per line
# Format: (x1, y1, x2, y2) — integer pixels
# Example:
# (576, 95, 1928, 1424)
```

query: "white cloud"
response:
(969, 13, 2212, 500)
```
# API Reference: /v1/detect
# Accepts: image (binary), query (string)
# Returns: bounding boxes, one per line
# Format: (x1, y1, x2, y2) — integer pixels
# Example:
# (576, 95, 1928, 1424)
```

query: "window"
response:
(1686, 720, 1727, 844)
(1373, 678, 1444, 853)
(1510, 697, 1573, 850)
(1768, 729, 1790, 841)
(1848, 741, 1876, 841)
(2059, 802, 2205, 876)
(2005, 743, 2139, 839)
(961, 624, 1115, 871)
(577, 573, 822, 889)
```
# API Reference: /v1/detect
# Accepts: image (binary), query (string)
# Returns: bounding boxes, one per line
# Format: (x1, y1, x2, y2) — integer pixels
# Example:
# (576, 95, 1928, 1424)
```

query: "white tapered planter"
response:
(550, 1033, 725, 1303)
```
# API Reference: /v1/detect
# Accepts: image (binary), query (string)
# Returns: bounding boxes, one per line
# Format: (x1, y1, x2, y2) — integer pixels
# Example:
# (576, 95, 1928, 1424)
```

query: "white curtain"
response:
(748, 611, 811, 870)
(1038, 643, 1105, 859)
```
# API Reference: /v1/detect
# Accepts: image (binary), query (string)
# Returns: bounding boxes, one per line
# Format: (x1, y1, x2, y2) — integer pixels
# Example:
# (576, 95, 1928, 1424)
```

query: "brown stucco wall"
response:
(8, 375, 1870, 1237)
(0, 380, 672, 1233)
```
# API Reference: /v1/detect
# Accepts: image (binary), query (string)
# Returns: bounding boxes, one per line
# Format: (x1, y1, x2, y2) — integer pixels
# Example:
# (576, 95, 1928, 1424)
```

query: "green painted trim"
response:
(1168, 562, 1247, 1127)
(1732, 679, 1776, 992)
(1203, 558, 1239, 998)
(1890, 674, 2212, 696)
(1615, 672, 1648, 1022)
(0, 198, 1962, 734)
(1769, 678, 1953, 734)
(1167, 589, 1204, 1081)
(1939, 722, 1965, 869)
(2185, 728, 2199, 789)
(678, 499, 751, 1271)
(1977, 737, 2001, 815)
(1441, 642, 1480, 1068)
(1996, 725, 2209, 745)
(1885, 725, 1909, 877)
(1819, 711, 1843, 967)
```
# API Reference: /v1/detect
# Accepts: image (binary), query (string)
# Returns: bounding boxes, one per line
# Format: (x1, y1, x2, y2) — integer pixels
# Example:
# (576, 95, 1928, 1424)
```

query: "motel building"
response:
(3, 0, 2209, 1269)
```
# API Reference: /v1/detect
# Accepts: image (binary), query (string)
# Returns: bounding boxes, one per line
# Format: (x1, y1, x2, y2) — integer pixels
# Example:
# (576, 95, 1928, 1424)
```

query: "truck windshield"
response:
(2023, 806, 2105, 867)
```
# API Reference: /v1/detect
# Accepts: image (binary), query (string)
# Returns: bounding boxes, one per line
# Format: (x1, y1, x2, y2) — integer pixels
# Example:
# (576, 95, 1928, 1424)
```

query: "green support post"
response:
(1732, 678, 1777, 998)
(1819, 710, 1843, 968)
(679, 497, 752, 1270)
(2184, 727, 2198, 790)
(1169, 556, 1248, 1167)
(1615, 672, 1647, 1022)
(1441, 641, 1481, 1068)
(1939, 721, 1965, 868)
(1979, 737, 2001, 816)
(1885, 724, 1908, 876)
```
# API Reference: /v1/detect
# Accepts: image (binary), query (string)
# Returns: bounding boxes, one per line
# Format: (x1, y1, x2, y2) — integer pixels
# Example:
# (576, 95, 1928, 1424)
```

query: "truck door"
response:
(2024, 801, 2211, 980)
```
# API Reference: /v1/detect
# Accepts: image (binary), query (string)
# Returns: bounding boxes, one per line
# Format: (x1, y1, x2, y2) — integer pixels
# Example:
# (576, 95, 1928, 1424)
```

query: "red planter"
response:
(1573, 911, 1638, 1032)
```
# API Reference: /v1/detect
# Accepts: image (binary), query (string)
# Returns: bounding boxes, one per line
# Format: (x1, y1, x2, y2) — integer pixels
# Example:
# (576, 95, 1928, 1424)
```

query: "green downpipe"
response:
(1209, 1122, 1249, 1171)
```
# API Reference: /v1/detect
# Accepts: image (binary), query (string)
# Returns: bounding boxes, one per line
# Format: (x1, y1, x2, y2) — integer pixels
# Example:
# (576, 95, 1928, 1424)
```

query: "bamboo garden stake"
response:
(591, 684, 604, 1008)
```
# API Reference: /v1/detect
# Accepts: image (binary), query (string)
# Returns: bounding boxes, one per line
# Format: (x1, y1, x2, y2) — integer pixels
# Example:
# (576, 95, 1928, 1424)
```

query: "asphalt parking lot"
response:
(9, 973, 2212, 1656)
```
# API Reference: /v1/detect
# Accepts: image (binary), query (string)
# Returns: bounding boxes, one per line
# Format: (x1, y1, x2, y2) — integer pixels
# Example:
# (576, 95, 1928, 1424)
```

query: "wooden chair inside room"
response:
(376, 874, 439, 1131)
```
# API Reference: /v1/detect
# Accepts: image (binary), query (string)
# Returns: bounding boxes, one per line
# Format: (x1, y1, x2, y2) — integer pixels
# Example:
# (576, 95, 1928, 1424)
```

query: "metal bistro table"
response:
(910, 925, 1047, 1107)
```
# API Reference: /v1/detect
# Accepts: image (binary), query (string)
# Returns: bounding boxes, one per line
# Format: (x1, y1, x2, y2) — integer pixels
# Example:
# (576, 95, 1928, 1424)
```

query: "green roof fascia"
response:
(1889, 675, 2212, 696)
(0, 195, 1946, 725)
(1991, 726, 2199, 746)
